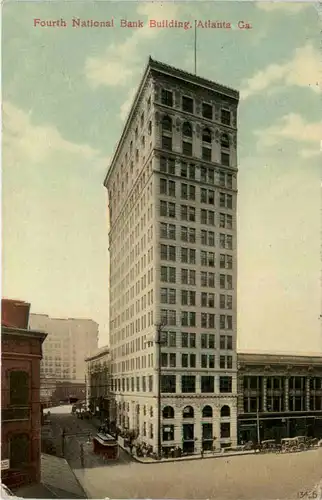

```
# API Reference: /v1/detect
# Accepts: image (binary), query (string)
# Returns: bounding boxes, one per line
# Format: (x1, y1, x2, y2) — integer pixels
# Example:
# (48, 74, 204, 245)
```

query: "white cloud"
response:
(119, 88, 137, 121)
(241, 44, 320, 99)
(299, 148, 321, 159)
(255, 113, 322, 148)
(256, 2, 310, 12)
(85, 3, 180, 88)
(3, 101, 100, 168)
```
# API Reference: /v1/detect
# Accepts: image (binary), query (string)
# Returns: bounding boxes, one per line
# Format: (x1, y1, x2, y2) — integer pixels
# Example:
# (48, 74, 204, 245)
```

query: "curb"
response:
(118, 443, 255, 464)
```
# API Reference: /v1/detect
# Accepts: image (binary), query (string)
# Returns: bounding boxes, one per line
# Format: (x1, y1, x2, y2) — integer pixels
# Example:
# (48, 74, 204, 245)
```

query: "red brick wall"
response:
(1, 299, 30, 329)
(1, 333, 43, 487)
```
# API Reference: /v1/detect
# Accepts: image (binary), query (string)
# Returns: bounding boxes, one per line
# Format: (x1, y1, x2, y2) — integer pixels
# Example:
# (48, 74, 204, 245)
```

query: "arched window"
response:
(9, 371, 29, 406)
(161, 116, 172, 133)
(202, 128, 212, 143)
(182, 406, 194, 418)
(221, 133, 230, 149)
(136, 404, 140, 414)
(202, 405, 213, 418)
(163, 406, 174, 419)
(220, 405, 231, 417)
(182, 122, 192, 138)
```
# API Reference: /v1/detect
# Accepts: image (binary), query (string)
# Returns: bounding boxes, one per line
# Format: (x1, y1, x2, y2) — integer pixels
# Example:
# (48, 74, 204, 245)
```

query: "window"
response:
(161, 266, 176, 283)
(202, 405, 213, 418)
(182, 376, 196, 393)
(200, 189, 215, 205)
(220, 422, 231, 438)
(161, 89, 173, 107)
(220, 234, 233, 250)
(202, 128, 212, 143)
(181, 205, 195, 222)
(160, 201, 176, 218)
(160, 244, 176, 261)
(202, 147, 212, 162)
(221, 133, 230, 149)
(219, 193, 233, 209)
(220, 274, 233, 290)
(220, 213, 233, 229)
(220, 294, 233, 310)
(220, 355, 233, 369)
(189, 164, 195, 179)
(162, 135, 172, 151)
(181, 332, 196, 348)
(201, 292, 215, 308)
(221, 109, 231, 126)
(10, 433, 30, 467)
(221, 152, 230, 166)
(220, 314, 233, 330)
(220, 335, 233, 350)
(160, 179, 176, 197)
(221, 405, 231, 418)
(161, 309, 176, 326)
(181, 248, 196, 265)
(161, 375, 176, 393)
(163, 406, 175, 419)
(160, 223, 176, 240)
(182, 122, 192, 137)
(10, 371, 29, 406)
(161, 353, 177, 368)
(163, 424, 174, 441)
(182, 141, 193, 156)
(202, 103, 213, 120)
(181, 289, 196, 306)
(220, 376, 232, 393)
(160, 156, 175, 175)
(181, 268, 196, 285)
(181, 311, 196, 327)
(181, 353, 196, 368)
(201, 376, 214, 393)
(182, 96, 194, 113)
(161, 288, 176, 304)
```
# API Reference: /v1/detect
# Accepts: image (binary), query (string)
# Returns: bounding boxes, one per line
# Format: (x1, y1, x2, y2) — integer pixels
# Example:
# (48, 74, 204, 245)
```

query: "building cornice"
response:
(2, 326, 47, 343)
(103, 56, 240, 189)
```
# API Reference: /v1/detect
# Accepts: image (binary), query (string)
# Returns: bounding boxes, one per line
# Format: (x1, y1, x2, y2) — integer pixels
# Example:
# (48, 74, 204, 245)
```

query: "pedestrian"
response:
(80, 443, 84, 468)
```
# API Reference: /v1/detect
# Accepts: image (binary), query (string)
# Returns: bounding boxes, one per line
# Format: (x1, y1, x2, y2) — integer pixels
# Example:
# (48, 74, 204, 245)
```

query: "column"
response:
(306, 377, 310, 411)
(262, 377, 267, 411)
(237, 374, 244, 414)
(194, 408, 202, 453)
(284, 377, 289, 411)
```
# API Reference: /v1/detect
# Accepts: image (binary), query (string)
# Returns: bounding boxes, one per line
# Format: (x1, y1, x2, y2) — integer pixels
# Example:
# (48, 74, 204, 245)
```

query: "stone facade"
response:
(104, 58, 239, 453)
(237, 352, 322, 442)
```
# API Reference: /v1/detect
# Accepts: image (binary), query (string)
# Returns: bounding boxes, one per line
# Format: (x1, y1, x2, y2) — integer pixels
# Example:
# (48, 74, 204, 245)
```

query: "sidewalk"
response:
(14, 454, 87, 498)
(118, 442, 256, 464)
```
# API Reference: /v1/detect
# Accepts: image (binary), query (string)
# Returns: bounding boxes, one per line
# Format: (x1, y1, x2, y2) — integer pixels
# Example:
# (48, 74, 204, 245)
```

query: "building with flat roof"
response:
(1, 299, 47, 489)
(29, 314, 98, 403)
(104, 57, 239, 454)
(237, 352, 322, 443)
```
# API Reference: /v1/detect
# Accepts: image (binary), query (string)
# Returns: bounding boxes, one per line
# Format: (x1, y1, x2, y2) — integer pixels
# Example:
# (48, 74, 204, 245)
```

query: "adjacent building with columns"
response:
(237, 352, 322, 443)
(104, 57, 239, 454)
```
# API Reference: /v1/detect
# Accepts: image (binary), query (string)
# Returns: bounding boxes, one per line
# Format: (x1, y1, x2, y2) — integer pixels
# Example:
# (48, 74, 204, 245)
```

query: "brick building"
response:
(1, 299, 47, 489)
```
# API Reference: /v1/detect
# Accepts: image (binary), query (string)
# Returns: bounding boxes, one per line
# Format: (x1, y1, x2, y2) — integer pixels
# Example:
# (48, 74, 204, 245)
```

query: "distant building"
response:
(85, 346, 111, 424)
(104, 57, 239, 453)
(1, 299, 47, 489)
(29, 314, 98, 402)
(237, 352, 322, 443)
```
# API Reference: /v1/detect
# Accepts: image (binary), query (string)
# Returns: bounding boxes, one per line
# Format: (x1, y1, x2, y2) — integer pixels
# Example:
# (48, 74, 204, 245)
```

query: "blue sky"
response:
(2, 1, 321, 353)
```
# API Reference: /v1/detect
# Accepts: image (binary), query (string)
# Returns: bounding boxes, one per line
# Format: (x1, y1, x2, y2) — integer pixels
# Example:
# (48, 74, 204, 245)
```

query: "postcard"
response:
(2, 1, 322, 499)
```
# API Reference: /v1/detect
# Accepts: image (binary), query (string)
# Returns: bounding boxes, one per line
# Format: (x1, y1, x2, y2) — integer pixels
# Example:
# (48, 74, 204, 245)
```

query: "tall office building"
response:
(30, 314, 98, 383)
(104, 58, 239, 454)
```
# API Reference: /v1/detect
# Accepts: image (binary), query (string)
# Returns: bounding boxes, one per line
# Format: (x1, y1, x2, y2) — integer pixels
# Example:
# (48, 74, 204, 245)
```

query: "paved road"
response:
(49, 412, 133, 469)
(74, 448, 322, 500)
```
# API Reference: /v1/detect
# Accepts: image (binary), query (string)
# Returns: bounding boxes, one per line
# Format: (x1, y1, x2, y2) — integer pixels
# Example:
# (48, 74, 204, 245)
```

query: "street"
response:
(74, 448, 322, 500)
(48, 406, 133, 470)
(48, 407, 322, 500)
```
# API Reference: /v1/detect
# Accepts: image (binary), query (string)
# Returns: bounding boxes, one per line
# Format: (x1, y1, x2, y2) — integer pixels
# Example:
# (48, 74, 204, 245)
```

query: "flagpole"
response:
(194, 21, 197, 75)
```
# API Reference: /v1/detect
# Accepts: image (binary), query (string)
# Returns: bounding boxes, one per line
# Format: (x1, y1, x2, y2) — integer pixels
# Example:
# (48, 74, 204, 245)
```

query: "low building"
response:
(85, 346, 113, 426)
(1, 299, 47, 489)
(237, 352, 322, 443)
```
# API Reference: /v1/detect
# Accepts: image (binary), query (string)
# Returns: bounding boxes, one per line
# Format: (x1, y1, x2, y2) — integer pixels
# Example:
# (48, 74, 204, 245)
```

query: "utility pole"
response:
(256, 409, 261, 445)
(155, 323, 165, 461)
